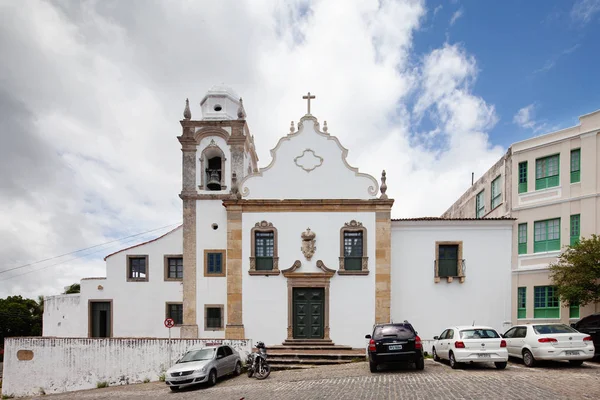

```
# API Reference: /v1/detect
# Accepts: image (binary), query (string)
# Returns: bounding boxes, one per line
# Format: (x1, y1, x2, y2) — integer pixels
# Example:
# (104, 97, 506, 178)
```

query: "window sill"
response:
(164, 278, 183, 282)
(337, 270, 369, 276)
(248, 270, 280, 276)
(205, 328, 225, 331)
(435, 276, 465, 283)
(204, 273, 226, 278)
(126, 279, 149, 282)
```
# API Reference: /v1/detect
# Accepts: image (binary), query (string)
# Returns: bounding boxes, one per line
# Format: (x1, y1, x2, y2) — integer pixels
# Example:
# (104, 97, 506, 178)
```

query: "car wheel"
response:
(415, 357, 425, 370)
(432, 347, 440, 362)
(234, 361, 242, 376)
(369, 361, 378, 373)
(494, 362, 507, 370)
(208, 369, 217, 386)
(169, 386, 179, 392)
(569, 360, 584, 367)
(449, 352, 460, 369)
(523, 349, 536, 368)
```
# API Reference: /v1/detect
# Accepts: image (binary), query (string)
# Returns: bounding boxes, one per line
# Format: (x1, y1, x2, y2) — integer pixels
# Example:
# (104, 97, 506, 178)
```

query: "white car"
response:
(165, 345, 242, 391)
(502, 323, 595, 367)
(432, 326, 509, 369)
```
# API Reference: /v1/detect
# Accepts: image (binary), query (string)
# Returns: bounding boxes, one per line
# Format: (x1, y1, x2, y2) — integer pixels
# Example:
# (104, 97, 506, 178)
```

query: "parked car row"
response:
(366, 320, 596, 373)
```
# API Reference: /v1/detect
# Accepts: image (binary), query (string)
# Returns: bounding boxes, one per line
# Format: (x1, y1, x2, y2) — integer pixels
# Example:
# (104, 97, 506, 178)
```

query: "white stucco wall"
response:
(391, 220, 513, 341)
(43, 294, 84, 337)
(1, 337, 252, 397)
(43, 226, 184, 339)
(242, 212, 376, 348)
(196, 200, 228, 338)
(241, 117, 378, 200)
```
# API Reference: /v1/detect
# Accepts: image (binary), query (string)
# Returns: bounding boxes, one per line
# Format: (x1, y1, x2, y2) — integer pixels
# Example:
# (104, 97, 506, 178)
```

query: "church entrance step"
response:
(269, 358, 356, 365)
(281, 339, 335, 346)
(266, 344, 366, 368)
(269, 345, 355, 351)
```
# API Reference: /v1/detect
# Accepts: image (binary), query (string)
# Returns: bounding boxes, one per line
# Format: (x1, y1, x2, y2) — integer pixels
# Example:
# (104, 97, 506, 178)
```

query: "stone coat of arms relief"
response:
(301, 228, 316, 260)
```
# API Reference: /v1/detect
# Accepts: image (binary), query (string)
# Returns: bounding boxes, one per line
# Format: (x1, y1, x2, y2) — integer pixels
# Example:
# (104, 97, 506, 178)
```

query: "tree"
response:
(0, 295, 43, 349)
(550, 234, 600, 306)
(63, 283, 80, 294)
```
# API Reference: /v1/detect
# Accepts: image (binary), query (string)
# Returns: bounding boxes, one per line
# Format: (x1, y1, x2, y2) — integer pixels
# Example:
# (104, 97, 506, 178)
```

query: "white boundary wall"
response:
(1, 337, 252, 397)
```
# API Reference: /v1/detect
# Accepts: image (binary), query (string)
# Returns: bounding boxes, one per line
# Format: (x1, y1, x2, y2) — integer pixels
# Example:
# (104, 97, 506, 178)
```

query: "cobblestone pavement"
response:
(20, 359, 600, 400)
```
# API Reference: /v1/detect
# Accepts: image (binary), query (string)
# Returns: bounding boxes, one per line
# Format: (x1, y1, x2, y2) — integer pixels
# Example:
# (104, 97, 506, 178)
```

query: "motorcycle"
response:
(246, 341, 271, 379)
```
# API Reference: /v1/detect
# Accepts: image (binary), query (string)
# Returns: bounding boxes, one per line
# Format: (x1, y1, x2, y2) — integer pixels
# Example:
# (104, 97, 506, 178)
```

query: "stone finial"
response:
(183, 98, 191, 120)
(323, 121, 328, 133)
(237, 97, 247, 119)
(290, 120, 295, 133)
(380, 170, 388, 199)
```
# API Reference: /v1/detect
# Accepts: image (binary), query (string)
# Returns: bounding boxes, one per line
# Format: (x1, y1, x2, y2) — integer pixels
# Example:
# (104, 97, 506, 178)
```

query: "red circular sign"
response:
(164, 318, 175, 328)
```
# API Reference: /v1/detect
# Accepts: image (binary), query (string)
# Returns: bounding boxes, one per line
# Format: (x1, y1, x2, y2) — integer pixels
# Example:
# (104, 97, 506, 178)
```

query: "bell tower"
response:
(177, 85, 258, 338)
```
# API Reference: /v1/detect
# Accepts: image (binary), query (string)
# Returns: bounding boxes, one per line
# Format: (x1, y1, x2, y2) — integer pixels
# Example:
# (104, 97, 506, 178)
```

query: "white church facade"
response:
(43, 86, 514, 348)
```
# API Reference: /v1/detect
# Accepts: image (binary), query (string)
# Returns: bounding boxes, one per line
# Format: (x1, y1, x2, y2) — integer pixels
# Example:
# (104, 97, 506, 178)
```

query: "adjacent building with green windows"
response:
(442, 108, 600, 325)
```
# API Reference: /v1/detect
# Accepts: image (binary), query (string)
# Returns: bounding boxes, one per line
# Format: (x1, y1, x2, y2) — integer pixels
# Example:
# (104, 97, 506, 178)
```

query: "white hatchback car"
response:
(502, 323, 595, 367)
(432, 326, 509, 369)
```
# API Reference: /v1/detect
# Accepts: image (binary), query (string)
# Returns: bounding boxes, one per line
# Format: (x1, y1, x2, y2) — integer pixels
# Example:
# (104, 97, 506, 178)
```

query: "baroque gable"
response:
(239, 114, 378, 199)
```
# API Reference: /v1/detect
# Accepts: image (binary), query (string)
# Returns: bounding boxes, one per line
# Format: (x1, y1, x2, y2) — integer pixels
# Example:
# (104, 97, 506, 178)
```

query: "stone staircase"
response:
(266, 341, 366, 370)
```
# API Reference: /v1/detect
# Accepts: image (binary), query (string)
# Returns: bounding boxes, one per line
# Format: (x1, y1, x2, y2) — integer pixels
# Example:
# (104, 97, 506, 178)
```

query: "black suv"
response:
(573, 313, 600, 357)
(365, 322, 424, 372)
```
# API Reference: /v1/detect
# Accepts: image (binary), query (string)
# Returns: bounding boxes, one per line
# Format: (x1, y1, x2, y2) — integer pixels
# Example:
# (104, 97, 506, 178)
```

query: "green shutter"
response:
(438, 245, 459, 277)
(570, 149, 580, 183)
(570, 214, 580, 247)
(534, 286, 560, 319)
(476, 191, 485, 218)
(518, 162, 528, 193)
(569, 303, 580, 319)
(535, 155, 560, 190)
(534, 218, 561, 253)
(518, 223, 527, 255)
(517, 287, 526, 319)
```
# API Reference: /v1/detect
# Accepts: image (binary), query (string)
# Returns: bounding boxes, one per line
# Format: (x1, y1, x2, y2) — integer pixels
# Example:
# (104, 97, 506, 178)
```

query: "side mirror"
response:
(433, 336, 439, 340)
(365, 334, 372, 339)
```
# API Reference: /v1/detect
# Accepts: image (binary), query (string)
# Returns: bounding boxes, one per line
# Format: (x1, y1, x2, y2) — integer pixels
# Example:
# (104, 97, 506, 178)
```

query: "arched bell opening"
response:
(200, 142, 227, 191)
(206, 156, 222, 191)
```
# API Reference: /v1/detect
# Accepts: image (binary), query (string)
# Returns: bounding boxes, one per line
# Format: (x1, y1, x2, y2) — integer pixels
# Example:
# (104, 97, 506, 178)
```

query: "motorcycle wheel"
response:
(255, 363, 271, 380)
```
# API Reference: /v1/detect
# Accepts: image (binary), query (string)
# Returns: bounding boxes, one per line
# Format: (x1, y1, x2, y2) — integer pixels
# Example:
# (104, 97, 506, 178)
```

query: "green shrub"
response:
(96, 381, 108, 389)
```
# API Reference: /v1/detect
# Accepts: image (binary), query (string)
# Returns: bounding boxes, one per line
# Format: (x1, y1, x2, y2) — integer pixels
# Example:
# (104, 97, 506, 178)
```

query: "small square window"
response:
(127, 256, 148, 282)
(167, 257, 183, 279)
(205, 305, 224, 330)
(166, 303, 183, 325)
(204, 250, 226, 277)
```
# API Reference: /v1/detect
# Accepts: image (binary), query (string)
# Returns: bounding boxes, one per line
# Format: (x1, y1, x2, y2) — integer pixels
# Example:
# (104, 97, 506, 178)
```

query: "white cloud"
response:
(571, 0, 600, 24)
(449, 8, 463, 26)
(0, 0, 505, 298)
(433, 5, 443, 16)
(513, 103, 554, 134)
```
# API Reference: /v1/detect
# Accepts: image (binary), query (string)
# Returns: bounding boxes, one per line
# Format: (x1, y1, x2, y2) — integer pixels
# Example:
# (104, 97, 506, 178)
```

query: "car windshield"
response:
(459, 329, 500, 339)
(533, 324, 577, 334)
(178, 348, 215, 363)
(373, 324, 414, 339)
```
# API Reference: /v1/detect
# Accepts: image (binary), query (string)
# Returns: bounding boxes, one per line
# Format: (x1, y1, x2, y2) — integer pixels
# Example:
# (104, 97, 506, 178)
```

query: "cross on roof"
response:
(302, 92, 315, 115)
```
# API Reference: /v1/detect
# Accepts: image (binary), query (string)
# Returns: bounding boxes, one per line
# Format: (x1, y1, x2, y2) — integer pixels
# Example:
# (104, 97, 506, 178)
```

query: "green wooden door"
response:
(293, 288, 324, 339)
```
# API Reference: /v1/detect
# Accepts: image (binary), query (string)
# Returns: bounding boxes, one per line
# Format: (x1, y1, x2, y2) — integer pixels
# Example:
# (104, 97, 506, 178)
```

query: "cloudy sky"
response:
(1, 0, 599, 299)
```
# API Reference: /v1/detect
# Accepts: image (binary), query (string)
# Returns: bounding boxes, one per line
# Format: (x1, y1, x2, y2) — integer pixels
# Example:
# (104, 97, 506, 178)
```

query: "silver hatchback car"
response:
(165, 345, 242, 391)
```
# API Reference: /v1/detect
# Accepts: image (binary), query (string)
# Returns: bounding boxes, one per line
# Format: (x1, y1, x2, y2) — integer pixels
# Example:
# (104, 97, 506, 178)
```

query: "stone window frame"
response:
(204, 249, 227, 277)
(204, 304, 225, 331)
(199, 141, 227, 191)
(88, 299, 113, 338)
(434, 241, 465, 283)
(249, 220, 280, 276)
(126, 255, 149, 282)
(338, 220, 369, 275)
(164, 254, 183, 281)
(165, 302, 184, 326)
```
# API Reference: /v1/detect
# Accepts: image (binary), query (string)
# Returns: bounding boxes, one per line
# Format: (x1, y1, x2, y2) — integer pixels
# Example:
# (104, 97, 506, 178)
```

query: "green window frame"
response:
(518, 161, 528, 193)
(518, 223, 527, 255)
(534, 286, 560, 318)
(517, 287, 526, 319)
(535, 154, 560, 190)
(255, 231, 275, 270)
(570, 149, 580, 183)
(438, 244, 459, 277)
(569, 302, 580, 319)
(570, 214, 580, 247)
(534, 218, 560, 253)
(491, 176, 502, 209)
(475, 190, 485, 218)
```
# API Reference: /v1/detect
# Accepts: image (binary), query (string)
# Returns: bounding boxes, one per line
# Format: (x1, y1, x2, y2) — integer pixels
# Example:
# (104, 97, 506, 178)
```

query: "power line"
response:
(0, 222, 181, 276)
(0, 230, 164, 282)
